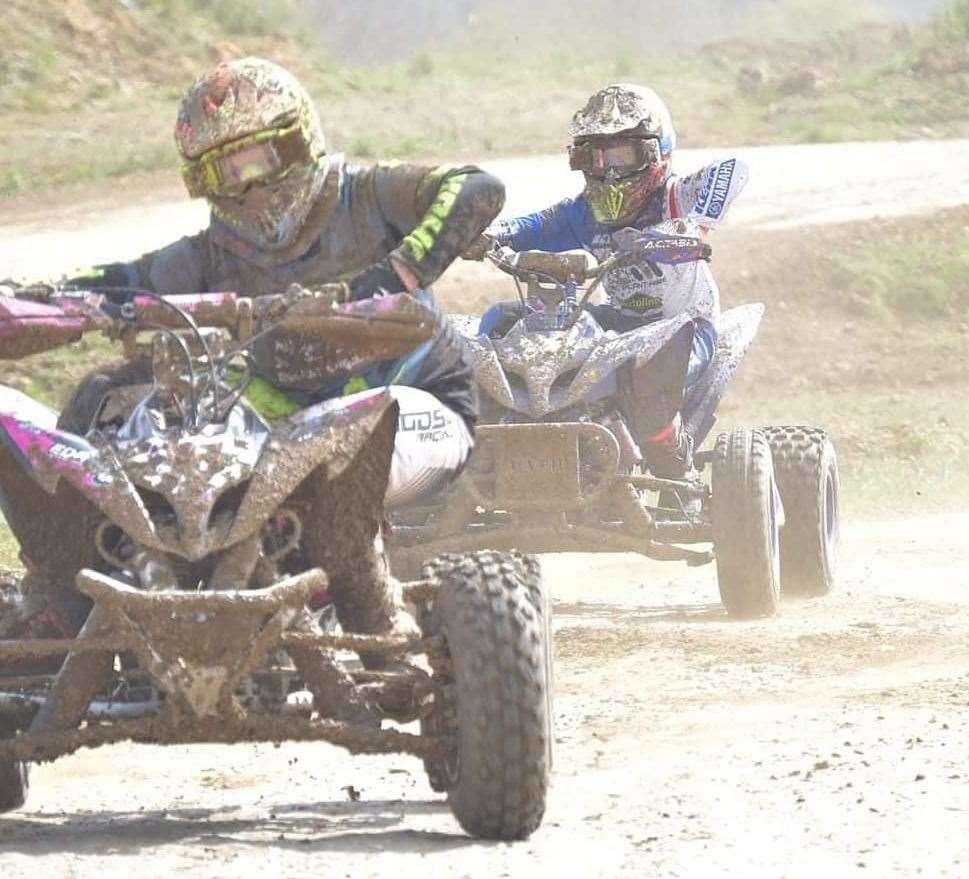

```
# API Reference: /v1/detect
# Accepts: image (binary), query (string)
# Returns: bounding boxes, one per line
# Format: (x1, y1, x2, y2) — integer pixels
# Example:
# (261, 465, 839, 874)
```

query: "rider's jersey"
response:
(489, 157, 748, 326)
(71, 158, 505, 430)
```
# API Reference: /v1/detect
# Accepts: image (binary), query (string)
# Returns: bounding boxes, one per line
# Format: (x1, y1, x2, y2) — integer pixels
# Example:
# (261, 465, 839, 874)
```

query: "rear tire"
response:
(761, 426, 840, 597)
(419, 551, 551, 839)
(712, 428, 781, 619)
(0, 717, 28, 814)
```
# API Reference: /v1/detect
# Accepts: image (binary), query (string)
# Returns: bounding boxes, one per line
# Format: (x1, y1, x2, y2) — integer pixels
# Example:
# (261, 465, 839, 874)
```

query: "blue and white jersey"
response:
(490, 157, 748, 325)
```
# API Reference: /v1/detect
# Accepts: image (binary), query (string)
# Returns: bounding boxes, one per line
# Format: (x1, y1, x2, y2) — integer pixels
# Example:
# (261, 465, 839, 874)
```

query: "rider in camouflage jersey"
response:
(1, 58, 504, 652)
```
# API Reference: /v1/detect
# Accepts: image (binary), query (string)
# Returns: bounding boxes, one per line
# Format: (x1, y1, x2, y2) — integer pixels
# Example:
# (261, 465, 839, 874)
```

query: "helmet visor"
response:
(569, 137, 663, 179)
(181, 118, 317, 199)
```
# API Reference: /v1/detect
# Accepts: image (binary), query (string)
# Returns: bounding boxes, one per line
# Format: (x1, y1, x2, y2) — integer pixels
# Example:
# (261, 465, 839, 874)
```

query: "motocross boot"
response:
(0, 570, 92, 677)
(642, 413, 695, 479)
(616, 322, 696, 479)
(0, 431, 99, 678)
(296, 407, 420, 670)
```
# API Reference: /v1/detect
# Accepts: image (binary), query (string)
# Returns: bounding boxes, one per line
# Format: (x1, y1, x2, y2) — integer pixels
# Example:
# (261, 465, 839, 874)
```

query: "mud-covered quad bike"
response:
(0, 285, 552, 839)
(389, 232, 840, 618)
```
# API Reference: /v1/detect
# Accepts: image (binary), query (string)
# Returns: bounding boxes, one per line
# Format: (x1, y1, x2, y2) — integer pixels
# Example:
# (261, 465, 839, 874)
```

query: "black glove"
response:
(348, 259, 406, 301)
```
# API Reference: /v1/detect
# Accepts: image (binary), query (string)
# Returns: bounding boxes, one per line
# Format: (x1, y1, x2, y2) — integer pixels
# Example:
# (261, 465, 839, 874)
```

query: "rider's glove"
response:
(348, 259, 407, 301)
(461, 232, 497, 261)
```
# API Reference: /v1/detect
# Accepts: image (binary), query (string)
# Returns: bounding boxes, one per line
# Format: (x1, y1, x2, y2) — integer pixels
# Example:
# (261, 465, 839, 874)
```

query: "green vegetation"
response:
(934, 0, 969, 40)
(848, 226, 969, 321)
(0, 1, 968, 198)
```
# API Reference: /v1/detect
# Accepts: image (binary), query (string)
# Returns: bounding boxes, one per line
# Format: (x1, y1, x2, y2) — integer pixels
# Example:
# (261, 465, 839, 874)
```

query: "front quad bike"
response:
(0, 286, 551, 839)
(389, 230, 840, 617)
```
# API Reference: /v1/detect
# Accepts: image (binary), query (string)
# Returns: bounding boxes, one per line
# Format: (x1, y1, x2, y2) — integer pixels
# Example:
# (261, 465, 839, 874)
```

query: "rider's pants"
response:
(365, 385, 474, 510)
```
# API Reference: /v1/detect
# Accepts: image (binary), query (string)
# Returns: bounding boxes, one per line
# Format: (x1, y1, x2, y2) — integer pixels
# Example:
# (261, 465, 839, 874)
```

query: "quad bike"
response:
(389, 230, 840, 618)
(0, 284, 552, 840)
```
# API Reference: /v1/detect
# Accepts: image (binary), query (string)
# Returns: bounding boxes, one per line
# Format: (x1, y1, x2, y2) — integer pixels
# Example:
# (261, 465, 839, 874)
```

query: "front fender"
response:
(0, 384, 162, 550)
(225, 389, 399, 546)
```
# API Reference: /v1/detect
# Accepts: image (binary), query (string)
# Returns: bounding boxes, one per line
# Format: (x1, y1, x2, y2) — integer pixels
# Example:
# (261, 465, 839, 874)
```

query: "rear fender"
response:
(226, 390, 398, 545)
(683, 304, 765, 443)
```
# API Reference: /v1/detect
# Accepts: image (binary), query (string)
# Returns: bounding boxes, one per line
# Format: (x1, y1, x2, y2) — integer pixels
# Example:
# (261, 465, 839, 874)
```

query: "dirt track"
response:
(3, 139, 969, 280)
(0, 515, 967, 877)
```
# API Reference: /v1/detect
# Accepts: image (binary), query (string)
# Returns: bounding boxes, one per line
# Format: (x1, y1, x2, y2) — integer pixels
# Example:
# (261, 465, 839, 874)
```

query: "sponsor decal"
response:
(621, 293, 665, 314)
(509, 456, 568, 474)
(696, 159, 736, 221)
(400, 409, 453, 443)
(48, 442, 91, 463)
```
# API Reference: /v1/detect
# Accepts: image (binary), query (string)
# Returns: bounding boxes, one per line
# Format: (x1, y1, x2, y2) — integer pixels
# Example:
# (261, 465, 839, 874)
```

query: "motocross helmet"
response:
(175, 57, 328, 251)
(569, 83, 676, 226)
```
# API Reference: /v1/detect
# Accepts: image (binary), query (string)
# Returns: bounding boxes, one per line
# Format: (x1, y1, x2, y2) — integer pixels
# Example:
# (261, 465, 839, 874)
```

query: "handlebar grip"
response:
(119, 292, 243, 330)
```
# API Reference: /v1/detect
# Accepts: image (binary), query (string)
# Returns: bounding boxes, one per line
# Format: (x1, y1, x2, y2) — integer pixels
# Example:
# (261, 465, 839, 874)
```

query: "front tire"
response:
(761, 426, 840, 597)
(0, 717, 28, 814)
(420, 551, 551, 840)
(712, 428, 781, 619)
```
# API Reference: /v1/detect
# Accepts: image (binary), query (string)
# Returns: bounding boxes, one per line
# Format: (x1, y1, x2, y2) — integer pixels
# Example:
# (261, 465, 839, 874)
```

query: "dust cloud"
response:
(302, 0, 947, 62)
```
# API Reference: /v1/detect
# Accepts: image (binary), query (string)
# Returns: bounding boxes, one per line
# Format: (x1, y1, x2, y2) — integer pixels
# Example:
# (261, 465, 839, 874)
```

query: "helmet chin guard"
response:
(570, 83, 676, 225)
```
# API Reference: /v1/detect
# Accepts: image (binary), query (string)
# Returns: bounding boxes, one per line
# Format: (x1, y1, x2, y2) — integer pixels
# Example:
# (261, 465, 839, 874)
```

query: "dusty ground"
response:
(4, 139, 969, 280)
(1, 140, 968, 875)
(1, 516, 967, 877)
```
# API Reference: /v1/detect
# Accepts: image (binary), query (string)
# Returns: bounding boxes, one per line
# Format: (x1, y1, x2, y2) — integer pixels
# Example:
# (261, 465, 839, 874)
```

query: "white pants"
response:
(345, 386, 473, 510)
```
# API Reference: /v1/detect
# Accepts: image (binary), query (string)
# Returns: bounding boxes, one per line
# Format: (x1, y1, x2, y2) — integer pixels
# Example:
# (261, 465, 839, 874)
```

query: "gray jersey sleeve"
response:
(138, 232, 209, 295)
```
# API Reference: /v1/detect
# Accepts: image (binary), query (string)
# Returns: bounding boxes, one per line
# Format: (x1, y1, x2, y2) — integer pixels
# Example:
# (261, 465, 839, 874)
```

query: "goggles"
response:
(568, 137, 663, 179)
(181, 118, 317, 199)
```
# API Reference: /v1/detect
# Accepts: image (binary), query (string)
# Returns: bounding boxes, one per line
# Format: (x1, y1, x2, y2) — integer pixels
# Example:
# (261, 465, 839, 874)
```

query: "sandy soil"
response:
(1, 515, 967, 877)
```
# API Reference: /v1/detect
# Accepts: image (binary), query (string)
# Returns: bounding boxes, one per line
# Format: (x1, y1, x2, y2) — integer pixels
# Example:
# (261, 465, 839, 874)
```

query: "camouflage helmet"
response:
(174, 58, 329, 253)
(570, 84, 676, 226)
(569, 83, 676, 157)
(175, 57, 325, 162)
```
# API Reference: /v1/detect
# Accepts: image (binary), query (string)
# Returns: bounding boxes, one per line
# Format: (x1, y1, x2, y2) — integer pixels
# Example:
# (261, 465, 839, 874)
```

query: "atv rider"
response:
(474, 83, 747, 478)
(0, 58, 504, 651)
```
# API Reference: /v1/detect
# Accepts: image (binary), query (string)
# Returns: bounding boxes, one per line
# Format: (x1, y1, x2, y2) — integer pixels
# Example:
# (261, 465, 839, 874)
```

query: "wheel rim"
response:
(822, 468, 840, 569)
(769, 477, 781, 595)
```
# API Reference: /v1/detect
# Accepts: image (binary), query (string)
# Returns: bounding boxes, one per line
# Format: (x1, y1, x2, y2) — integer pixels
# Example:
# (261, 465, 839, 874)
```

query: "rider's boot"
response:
(641, 412, 695, 479)
(0, 569, 91, 677)
(0, 432, 97, 678)
(618, 321, 696, 479)
(297, 417, 420, 671)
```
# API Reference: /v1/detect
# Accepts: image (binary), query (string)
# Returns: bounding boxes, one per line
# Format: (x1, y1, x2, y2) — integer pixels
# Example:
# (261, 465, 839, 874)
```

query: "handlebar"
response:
(481, 229, 712, 333)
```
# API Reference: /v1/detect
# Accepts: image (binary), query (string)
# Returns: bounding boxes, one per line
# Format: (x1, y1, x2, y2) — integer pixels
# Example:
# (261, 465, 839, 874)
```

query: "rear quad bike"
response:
(388, 229, 840, 617)
(0, 284, 552, 839)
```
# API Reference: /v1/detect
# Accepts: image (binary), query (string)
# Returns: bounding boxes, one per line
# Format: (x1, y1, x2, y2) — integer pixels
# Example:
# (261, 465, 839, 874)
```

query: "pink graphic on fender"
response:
(0, 414, 104, 489)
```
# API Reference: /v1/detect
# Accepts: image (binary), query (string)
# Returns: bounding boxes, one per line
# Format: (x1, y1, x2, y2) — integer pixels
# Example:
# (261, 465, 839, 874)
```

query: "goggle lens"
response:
(569, 138, 662, 178)
(182, 120, 316, 199)
(217, 142, 282, 190)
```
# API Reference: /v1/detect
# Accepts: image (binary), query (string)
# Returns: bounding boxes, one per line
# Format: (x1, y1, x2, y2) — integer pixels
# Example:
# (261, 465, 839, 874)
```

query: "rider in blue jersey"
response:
(475, 83, 748, 477)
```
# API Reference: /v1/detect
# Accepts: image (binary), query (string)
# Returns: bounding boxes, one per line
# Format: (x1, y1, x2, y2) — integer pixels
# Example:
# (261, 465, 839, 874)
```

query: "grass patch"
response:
(933, 0, 969, 41)
(843, 226, 969, 321)
(1, 1, 968, 197)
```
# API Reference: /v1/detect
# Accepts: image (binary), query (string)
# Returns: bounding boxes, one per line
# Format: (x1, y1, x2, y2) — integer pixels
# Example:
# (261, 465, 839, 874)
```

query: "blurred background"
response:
(0, 0, 967, 550)
(1, 0, 966, 193)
